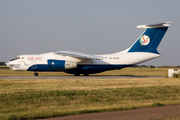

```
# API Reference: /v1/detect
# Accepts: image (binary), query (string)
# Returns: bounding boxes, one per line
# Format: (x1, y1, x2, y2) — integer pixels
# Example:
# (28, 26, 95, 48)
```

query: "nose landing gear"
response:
(34, 72, 38, 76)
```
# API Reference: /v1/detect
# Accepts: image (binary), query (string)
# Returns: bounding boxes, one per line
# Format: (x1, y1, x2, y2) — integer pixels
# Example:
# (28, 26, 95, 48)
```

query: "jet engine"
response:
(47, 59, 77, 69)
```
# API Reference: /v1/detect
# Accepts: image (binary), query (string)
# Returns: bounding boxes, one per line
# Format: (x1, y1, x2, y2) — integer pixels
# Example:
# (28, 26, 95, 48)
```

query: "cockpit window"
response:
(10, 57, 20, 61)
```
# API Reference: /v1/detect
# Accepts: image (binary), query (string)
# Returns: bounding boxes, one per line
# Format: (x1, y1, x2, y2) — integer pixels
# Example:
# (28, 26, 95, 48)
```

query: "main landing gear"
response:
(34, 72, 38, 76)
(74, 72, 80, 76)
(83, 72, 89, 76)
(74, 71, 89, 76)
(84, 70, 89, 76)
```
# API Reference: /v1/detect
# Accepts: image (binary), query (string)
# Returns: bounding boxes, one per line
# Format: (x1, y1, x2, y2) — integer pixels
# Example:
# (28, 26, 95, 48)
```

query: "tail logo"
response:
(140, 35, 150, 46)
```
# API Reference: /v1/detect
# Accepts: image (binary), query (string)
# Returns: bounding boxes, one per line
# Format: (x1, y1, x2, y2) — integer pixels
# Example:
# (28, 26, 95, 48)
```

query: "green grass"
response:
(0, 78, 180, 120)
(1, 68, 180, 119)
(0, 67, 173, 76)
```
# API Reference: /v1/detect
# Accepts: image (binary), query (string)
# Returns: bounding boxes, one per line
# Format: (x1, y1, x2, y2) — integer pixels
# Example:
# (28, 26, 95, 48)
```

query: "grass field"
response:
(0, 78, 180, 120)
(0, 67, 180, 120)
(0, 67, 172, 76)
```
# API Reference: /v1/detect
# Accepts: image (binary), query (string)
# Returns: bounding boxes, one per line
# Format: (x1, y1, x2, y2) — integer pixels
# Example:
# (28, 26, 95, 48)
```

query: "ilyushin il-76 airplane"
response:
(6, 22, 172, 76)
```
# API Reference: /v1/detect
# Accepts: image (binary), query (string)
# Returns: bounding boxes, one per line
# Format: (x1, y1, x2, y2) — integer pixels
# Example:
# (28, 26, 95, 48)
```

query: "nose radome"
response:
(5, 61, 21, 70)
(8, 62, 14, 70)
(5, 62, 9, 67)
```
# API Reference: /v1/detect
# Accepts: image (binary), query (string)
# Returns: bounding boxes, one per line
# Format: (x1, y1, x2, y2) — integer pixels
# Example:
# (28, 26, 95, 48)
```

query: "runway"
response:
(0, 76, 163, 79)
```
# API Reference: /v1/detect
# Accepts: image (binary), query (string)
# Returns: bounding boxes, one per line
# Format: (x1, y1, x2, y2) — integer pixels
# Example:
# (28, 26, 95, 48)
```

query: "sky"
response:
(0, 0, 180, 66)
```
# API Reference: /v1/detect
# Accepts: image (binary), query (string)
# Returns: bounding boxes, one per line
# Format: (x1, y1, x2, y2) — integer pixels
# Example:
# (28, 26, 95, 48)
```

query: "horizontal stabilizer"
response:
(137, 22, 172, 29)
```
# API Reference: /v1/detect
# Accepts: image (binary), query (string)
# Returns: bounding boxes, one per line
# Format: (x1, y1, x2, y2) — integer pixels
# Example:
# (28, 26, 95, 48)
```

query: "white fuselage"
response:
(7, 52, 160, 71)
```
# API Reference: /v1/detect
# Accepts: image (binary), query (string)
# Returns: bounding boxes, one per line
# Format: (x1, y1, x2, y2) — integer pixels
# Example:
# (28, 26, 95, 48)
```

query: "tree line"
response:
(0, 62, 5, 66)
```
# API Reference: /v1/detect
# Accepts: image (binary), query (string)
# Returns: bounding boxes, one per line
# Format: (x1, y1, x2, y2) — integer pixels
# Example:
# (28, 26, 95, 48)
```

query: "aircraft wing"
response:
(55, 51, 104, 60)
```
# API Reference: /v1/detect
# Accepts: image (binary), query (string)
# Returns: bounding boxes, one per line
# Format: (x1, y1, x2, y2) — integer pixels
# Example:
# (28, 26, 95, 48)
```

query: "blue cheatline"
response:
(27, 64, 132, 74)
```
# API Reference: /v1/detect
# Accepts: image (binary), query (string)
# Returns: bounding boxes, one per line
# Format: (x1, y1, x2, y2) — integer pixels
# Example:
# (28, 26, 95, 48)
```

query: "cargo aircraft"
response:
(6, 22, 172, 76)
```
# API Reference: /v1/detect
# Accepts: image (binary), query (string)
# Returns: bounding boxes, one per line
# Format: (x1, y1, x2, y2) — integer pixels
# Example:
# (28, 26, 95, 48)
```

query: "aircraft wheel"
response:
(74, 72, 80, 76)
(34, 73, 38, 76)
(83, 73, 89, 76)
(84, 70, 89, 76)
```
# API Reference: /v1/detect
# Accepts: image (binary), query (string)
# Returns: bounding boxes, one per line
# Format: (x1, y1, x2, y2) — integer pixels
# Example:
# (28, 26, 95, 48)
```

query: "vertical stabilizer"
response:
(128, 22, 172, 54)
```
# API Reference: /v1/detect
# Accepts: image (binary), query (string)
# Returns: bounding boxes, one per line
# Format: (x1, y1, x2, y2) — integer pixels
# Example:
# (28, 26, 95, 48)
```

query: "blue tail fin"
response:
(128, 22, 171, 54)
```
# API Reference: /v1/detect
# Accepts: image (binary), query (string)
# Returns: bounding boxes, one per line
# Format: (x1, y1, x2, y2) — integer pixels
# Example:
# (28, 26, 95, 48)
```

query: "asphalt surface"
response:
(0, 76, 162, 79)
(37, 105, 180, 120)
(0, 67, 8, 69)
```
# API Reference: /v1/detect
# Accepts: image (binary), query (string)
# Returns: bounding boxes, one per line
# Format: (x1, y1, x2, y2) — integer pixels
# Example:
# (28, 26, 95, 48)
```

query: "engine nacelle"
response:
(47, 59, 77, 69)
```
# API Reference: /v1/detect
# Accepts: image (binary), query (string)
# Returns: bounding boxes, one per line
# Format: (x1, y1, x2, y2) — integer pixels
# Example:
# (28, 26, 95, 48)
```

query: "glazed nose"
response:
(6, 61, 14, 70)
(5, 62, 9, 67)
